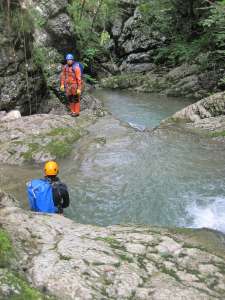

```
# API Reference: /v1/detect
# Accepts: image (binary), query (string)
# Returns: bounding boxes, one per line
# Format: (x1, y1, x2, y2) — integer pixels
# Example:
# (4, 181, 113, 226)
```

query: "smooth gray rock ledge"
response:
(1, 191, 225, 300)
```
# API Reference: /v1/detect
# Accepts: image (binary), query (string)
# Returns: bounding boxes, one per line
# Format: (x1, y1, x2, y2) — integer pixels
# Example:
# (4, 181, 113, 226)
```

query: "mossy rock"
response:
(0, 269, 54, 300)
(169, 227, 225, 259)
(0, 229, 14, 268)
(209, 130, 225, 138)
(20, 127, 84, 162)
(100, 73, 146, 89)
(22, 143, 40, 161)
(100, 72, 172, 93)
(0, 229, 54, 299)
(45, 140, 73, 158)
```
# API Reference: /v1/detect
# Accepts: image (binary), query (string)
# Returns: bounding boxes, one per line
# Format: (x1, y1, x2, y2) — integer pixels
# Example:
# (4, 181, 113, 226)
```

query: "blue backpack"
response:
(66, 62, 84, 78)
(27, 179, 57, 213)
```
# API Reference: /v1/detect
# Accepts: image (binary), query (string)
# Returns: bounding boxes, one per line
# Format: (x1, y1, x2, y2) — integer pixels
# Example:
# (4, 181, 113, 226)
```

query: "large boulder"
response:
(0, 18, 47, 115)
(172, 91, 225, 123)
(0, 61, 46, 114)
(163, 91, 225, 139)
(0, 0, 76, 115)
(45, 13, 75, 52)
(1, 110, 21, 122)
(108, 5, 166, 73)
(118, 8, 164, 55)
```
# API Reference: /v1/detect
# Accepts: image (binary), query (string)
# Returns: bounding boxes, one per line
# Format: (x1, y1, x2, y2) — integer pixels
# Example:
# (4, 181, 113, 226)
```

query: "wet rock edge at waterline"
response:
(1, 191, 225, 300)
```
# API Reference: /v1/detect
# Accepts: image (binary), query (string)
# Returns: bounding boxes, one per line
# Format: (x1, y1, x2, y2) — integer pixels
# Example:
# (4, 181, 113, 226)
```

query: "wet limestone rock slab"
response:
(1, 191, 225, 300)
(0, 112, 97, 165)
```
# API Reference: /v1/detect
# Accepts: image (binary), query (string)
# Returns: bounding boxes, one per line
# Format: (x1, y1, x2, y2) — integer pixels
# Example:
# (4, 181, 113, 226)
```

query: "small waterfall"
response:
(186, 197, 225, 233)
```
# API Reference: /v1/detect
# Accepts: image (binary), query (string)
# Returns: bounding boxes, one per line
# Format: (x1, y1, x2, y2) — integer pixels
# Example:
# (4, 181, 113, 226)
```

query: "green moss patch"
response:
(96, 236, 126, 251)
(46, 127, 79, 138)
(0, 269, 54, 300)
(0, 229, 14, 267)
(45, 140, 73, 158)
(160, 266, 181, 282)
(20, 127, 83, 162)
(0, 229, 54, 299)
(22, 143, 39, 161)
(118, 253, 134, 263)
(210, 130, 225, 138)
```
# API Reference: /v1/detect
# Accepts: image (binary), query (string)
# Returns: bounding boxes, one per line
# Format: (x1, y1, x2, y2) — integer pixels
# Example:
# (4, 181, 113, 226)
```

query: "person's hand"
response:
(60, 85, 65, 92)
(77, 89, 81, 95)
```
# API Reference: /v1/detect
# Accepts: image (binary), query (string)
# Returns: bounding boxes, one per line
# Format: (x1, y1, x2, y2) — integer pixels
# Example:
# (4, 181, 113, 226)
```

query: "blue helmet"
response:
(66, 53, 74, 60)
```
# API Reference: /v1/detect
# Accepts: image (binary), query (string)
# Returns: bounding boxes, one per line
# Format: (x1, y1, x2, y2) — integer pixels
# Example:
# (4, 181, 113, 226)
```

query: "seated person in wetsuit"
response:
(27, 161, 70, 214)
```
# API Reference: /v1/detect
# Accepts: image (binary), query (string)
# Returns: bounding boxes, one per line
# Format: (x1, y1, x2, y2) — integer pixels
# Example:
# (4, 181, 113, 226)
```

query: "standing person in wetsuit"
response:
(60, 53, 83, 117)
(27, 161, 70, 214)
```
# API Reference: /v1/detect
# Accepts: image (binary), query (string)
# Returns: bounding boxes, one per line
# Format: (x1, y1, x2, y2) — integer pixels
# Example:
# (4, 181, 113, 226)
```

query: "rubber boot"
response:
(69, 102, 79, 117)
(69, 103, 75, 115)
(74, 101, 80, 116)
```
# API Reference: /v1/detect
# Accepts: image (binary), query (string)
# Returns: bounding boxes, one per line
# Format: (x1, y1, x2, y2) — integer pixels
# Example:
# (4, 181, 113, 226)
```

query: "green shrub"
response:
(67, 0, 121, 68)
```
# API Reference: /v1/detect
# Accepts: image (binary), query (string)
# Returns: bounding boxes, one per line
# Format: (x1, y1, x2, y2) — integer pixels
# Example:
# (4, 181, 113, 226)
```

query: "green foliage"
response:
(32, 47, 62, 83)
(2, 4, 45, 35)
(169, 0, 209, 36)
(154, 36, 209, 66)
(29, 8, 46, 29)
(1, 270, 54, 300)
(10, 9, 34, 36)
(200, 2, 225, 52)
(210, 130, 225, 138)
(100, 30, 111, 47)
(85, 74, 98, 84)
(138, 0, 225, 70)
(138, 0, 173, 36)
(67, 0, 121, 67)
(82, 47, 99, 68)
(5, 6, 44, 40)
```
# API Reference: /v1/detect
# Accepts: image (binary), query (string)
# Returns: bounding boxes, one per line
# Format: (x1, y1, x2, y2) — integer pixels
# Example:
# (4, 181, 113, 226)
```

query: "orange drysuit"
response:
(60, 64, 82, 115)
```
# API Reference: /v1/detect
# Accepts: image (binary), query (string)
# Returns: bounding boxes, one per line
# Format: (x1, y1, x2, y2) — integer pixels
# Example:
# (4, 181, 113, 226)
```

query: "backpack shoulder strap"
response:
(72, 62, 78, 72)
(73, 62, 83, 72)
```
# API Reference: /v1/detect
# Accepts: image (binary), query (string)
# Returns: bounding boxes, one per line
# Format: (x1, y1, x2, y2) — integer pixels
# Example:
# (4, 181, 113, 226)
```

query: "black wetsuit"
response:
(47, 176, 70, 214)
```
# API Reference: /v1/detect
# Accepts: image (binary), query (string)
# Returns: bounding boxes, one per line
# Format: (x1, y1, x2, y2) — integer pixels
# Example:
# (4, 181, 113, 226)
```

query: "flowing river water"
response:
(1, 90, 225, 233)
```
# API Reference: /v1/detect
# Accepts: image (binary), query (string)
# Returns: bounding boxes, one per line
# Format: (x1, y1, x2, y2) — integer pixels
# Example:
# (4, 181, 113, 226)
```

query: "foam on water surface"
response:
(186, 197, 225, 233)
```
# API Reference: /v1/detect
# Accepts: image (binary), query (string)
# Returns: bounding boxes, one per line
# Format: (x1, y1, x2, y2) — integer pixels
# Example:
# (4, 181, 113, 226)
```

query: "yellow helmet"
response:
(44, 161, 59, 176)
